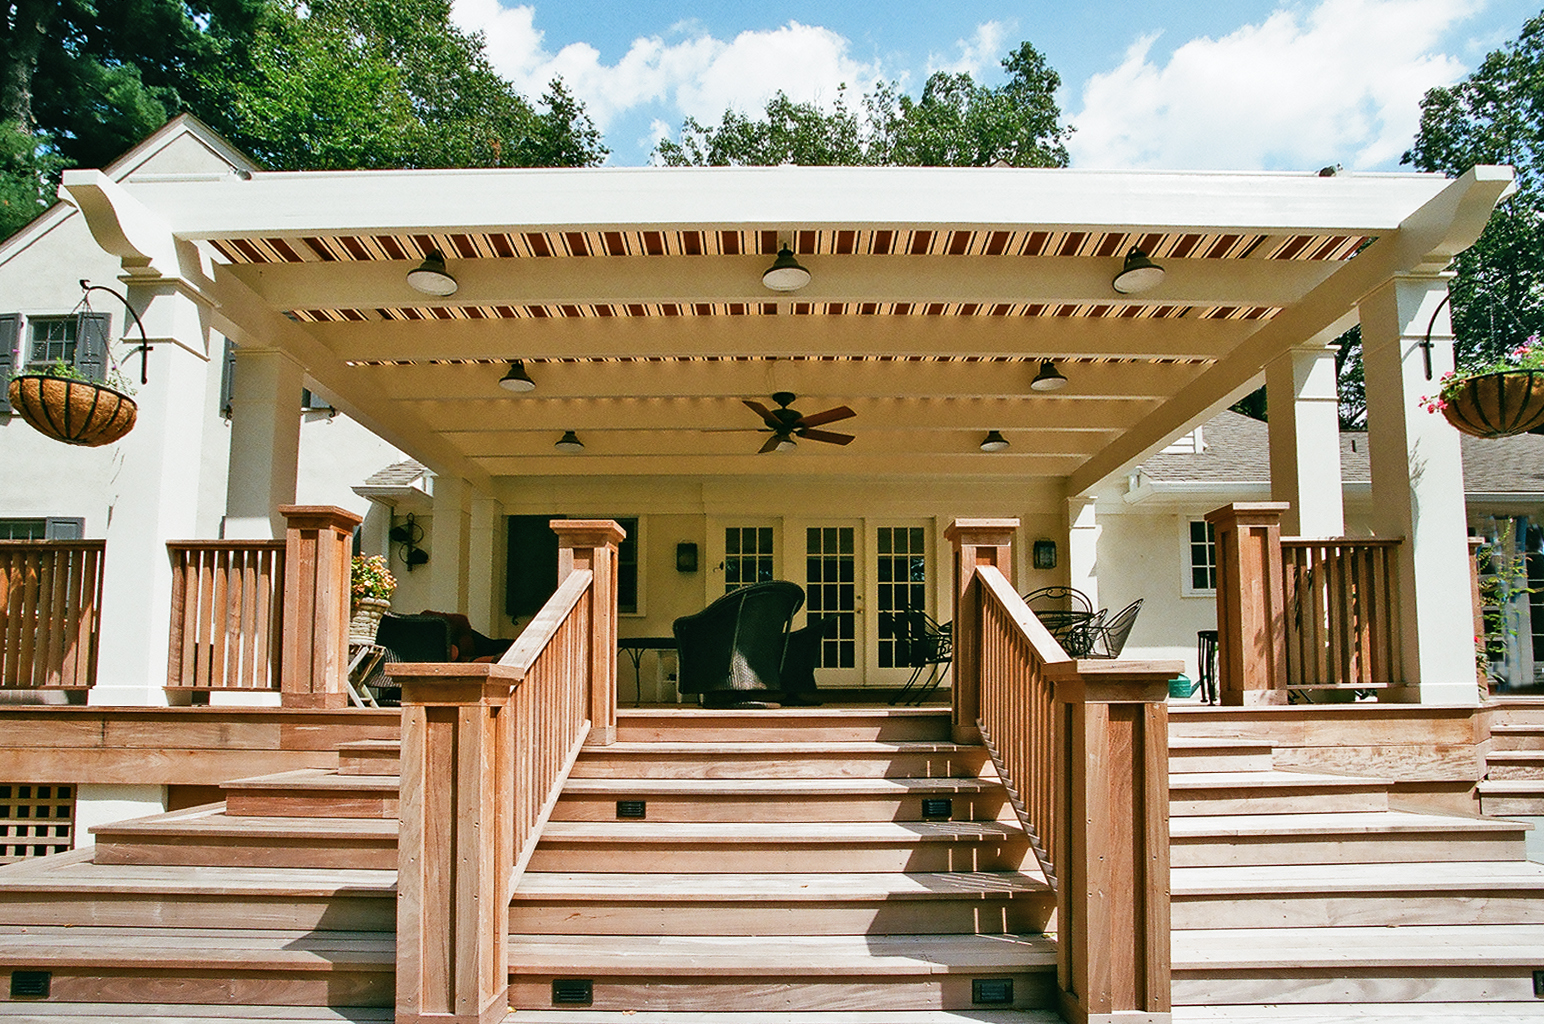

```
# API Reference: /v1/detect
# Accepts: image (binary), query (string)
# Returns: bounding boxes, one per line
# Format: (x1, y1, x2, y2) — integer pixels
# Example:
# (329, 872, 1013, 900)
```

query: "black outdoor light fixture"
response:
(676, 542, 699, 573)
(554, 430, 584, 452)
(979, 430, 1010, 452)
(499, 360, 536, 393)
(1030, 360, 1068, 392)
(1033, 538, 1058, 570)
(1112, 246, 1165, 294)
(762, 244, 811, 292)
(406, 248, 459, 296)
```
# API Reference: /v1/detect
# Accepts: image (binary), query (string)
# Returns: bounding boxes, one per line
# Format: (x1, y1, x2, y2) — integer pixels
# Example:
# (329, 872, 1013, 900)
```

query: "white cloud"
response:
(451, 1, 883, 133)
(928, 21, 1012, 78)
(1068, 0, 1481, 171)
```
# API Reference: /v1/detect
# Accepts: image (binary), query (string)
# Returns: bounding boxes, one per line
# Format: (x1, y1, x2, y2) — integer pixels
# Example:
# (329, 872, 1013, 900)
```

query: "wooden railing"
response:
(948, 519, 1175, 1024)
(1282, 538, 1403, 688)
(166, 541, 285, 692)
(393, 519, 623, 1024)
(0, 541, 104, 690)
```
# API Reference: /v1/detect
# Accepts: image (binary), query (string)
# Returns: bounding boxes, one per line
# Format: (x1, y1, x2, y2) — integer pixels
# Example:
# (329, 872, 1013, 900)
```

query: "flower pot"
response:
(350, 596, 393, 644)
(8, 373, 137, 447)
(1441, 369, 1544, 438)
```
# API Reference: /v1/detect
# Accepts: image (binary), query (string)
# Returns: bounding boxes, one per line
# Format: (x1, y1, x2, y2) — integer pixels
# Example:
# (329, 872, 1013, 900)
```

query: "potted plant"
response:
(1422, 336, 1544, 438)
(349, 554, 397, 643)
(7, 359, 138, 447)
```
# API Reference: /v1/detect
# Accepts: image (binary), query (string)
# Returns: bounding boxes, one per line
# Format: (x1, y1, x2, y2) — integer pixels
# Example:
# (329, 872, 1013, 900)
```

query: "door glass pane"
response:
(877, 526, 929, 668)
(807, 527, 856, 668)
(725, 527, 775, 593)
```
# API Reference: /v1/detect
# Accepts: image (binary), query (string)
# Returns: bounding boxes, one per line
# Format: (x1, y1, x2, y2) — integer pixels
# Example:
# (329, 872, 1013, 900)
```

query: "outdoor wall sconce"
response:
(1112, 246, 1164, 294)
(499, 360, 536, 393)
(554, 430, 584, 452)
(389, 513, 430, 571)
(1029, 360, 1068, 392)
(979, 430, 1010, 451)
(676, 542, 699, 573)
(406, 248, 458, 296)
(762, 244, 811, 292)
(1032, 538, 1058, 570)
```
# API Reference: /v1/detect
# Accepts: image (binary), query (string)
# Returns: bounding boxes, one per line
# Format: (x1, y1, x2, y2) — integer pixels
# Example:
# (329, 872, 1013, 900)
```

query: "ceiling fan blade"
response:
(796, 405, 856, 428)
(757, 434, 785, 454)
(743, 400, 778, 427)
(799, 428, 855, 446)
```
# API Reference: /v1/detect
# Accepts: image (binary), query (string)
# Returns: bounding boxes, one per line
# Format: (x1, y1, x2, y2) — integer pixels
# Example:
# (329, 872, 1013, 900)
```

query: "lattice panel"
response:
(0, 784, 75, 863)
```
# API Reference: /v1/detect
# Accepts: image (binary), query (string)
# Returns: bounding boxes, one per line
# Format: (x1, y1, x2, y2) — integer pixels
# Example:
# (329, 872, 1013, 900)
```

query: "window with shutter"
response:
(25, 317, 77, 370)
(0, 314, 17, 413)
(72, 312, 110, 381)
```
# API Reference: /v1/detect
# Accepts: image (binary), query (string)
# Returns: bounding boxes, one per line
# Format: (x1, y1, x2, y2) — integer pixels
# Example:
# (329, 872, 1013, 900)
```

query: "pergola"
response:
(61, 161, 1511, 703)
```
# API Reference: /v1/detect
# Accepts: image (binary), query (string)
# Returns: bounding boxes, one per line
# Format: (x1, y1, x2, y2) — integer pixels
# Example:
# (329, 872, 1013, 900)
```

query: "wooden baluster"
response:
(946, 518, 1019, 744)
(550, 519, 625, 746)
(1047, 659, 1176, 1024)
(1205, 503, 1289, 705)
(278, 505, 362, 709)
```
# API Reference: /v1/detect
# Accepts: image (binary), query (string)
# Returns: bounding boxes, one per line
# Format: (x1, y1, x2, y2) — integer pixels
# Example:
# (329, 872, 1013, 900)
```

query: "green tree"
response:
(654, 40, 1071, 167)
(1404, 10, 1544, 368)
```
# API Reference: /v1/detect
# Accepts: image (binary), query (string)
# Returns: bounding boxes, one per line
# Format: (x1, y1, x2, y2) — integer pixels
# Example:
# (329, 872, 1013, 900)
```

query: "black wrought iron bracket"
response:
(79, 280, 153, 385)
(1419, 291, 1453, 382)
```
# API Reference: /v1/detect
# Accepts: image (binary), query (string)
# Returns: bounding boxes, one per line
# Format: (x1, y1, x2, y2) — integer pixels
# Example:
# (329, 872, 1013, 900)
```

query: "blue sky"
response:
(450, 0, 1540, 168)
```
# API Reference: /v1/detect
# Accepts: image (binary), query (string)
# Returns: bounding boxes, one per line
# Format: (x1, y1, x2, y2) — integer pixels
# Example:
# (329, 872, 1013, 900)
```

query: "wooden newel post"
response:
(278, 504, 362, 709)
(551, 519, 625, 746)
(1047, 660, 1175, 1024)
(1204, 503, 1289, 706)
(946, 518, 1018, 744)
(393, 664, 518, 1024)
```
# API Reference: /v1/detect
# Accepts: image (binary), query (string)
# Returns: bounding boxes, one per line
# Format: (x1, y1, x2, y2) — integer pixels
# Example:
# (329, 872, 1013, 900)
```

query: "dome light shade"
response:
(1112, 246, 1164, 294)
(1030, 360, 1068, 392)
(980, 430, 1010, 452)
(775, 435, 797, 452)
(554, 430, 584, 452)
(499, 360, 536, 393)
(407, 249, 458, 296)
(762, 245, 811, 292)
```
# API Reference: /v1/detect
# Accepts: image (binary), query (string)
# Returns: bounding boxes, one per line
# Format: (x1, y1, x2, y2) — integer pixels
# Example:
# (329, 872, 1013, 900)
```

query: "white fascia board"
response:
(113, 166, 1461, 240)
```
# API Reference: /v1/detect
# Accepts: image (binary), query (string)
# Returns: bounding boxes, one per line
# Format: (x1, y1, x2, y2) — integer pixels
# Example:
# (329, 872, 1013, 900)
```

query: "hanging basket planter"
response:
(1438, 369, 1544, 438)
(7, 373, 138, 447)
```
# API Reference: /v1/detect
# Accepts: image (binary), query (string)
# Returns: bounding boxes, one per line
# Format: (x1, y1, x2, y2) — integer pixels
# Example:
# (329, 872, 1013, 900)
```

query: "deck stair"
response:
(1480, 709, 1544, 815)
(1168, 732, 1544, 1018)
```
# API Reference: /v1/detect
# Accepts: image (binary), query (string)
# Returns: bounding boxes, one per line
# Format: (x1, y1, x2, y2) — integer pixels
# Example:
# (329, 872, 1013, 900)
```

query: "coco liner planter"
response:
(8, 373, 138, 447)
(1440, 369, 1544, 438)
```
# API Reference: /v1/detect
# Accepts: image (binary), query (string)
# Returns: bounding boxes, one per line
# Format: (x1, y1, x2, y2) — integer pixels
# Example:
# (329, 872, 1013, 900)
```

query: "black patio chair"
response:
(889, 611, 953, 706)
(673, 581, 805, 707)
(1024, 585, 1098, 654)
(780, 614, 834, 706)
(1085, 599, 1144, 659)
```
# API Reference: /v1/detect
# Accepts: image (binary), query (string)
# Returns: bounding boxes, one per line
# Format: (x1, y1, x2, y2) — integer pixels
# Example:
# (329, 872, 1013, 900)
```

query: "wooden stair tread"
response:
(561, 777, 998, 795)
(506, 932, 1055, 974)
(1172, 860, 1544, 894)
(1172, 923, 1544, 967)
(1486, 750, 1544, 763)
(1490, 724, 1544, 733)
(590, 741, 984, 754)
(508, 1013, 1062, 1024)
(617, 708, 950, 721)
(1170, 1006, 1544, 1022)
(515, 871, 1049, 899)
(1169, 738, 1275, 752)
(0, 925, 393, 968)
(335, 740, 400, 752)
(538, 820, 1026, 842)
(93, 806, 398, 839)
(1170, 809, 1522, 838)
(1478, 779, 1544, 792)
(0, 851, 395, 895)
(0, 1007, 395, 1022)
(224, 769, 398, 792)
(1170, 770, 1386, 789)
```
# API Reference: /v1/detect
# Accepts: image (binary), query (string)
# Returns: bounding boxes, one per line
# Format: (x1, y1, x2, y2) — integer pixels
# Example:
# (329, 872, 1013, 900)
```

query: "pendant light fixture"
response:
(979, 430, 1010, 451)
(498, 360, 536, 393)
(554, 430, 584, 452)
(1030, 360, 1068, 392)
(407, 249, 458, 296)
(1112, 246, 1164, 294)
(762, 244, 811, 292)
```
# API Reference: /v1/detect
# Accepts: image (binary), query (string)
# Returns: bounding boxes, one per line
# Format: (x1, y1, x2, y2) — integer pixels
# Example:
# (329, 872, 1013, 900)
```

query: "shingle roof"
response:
(359, 460, 427, 487)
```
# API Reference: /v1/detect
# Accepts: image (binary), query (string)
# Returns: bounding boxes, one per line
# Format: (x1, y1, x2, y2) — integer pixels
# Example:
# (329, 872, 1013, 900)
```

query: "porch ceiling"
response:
(66, 164, 1513, 493)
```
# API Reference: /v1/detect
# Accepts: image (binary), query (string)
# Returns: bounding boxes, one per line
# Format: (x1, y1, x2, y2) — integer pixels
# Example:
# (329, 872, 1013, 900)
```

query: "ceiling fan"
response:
(743, 392, 856, 453)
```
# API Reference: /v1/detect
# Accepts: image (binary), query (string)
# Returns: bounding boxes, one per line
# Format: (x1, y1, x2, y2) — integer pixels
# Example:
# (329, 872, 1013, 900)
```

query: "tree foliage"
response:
(654, 41, 1072, 168)
(1404, 10, 1544, 369)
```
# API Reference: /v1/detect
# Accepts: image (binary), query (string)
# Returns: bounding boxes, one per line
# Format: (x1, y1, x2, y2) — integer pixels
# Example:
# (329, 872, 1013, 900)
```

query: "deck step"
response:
(553, 776, 1007, 822)
(1168, 738, 1276, 774)
(530, 819, 1031, 873)
(511, 870, 1053, 934)
(615, 708, 953, 744)
(506, 932, 1057, 1012)
(1169, 771, 1389, 816)
(90, 806, 397, 870)
(508, 1013, 1064, 1024)
(0, 1007, 396, 1023)
(1172, 923, 1544, 1004)
(1172, 860, 1544, 927)
(1171, 810, 1529, 866)
(222, 770, 400, 819)
(1490, 724, 1544, 750)
(1170, 1006, 1544, 1022)
(1478, 778, 1544, 814)
(334, 739, 401, 777)
(0, 925, 393, 1006)
(572, 741, 991, 780)
(1486, 750, 1544, 778)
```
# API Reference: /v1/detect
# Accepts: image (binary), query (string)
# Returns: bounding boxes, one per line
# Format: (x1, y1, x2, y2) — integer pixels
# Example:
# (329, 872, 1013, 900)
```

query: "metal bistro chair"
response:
(1024, 585, 1097, 655)
(890, 610, 953, 706)
(1084, 598, 1144, 659)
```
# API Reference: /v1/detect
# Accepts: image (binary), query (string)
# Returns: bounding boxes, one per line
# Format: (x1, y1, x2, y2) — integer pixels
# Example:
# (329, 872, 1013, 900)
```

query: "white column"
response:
(1066, 496, 1100, 611)
(91, 280, 217, 706)
(467, 492, 503, 633)
(1266, 340, 1346, 537)
(223, 347, 303, 539)
(1360, 274, 1476, 705)
(428, 474, 470, 614)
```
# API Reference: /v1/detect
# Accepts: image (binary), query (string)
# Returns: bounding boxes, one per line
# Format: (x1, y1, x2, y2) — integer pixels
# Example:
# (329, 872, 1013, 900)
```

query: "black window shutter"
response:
(43, 517, 85, 540)
(506, 515, 563, 618)
(0, 313, 17, 413)
(73, 312, 111, 381)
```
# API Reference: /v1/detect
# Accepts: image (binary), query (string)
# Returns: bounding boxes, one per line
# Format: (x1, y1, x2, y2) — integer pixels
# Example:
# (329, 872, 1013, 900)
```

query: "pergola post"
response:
(1266, 339, 1346, 537)
(552, 519, 625, 746)
(223, 347, 303, 540)
(946, 518, 1018, 744)
(1204, 502, 1289, 705)
(278, 504, 362, 709)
